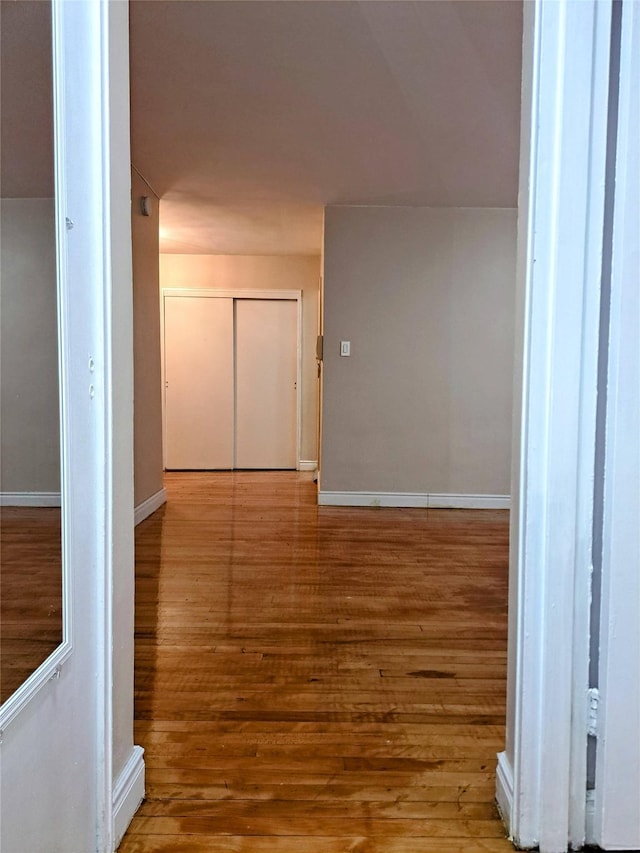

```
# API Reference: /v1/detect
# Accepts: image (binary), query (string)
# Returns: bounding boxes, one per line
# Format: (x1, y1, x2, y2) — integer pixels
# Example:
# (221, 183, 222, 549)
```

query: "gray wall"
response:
(321, 205, 516, 496)
(132, 169, 164, 507)
(160, 253, 321, 463)
(0, 198, 59, 495)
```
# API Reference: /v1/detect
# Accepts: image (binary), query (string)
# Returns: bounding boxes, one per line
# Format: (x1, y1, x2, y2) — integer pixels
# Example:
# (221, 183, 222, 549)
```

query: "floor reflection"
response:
(0, 507, 63, 704)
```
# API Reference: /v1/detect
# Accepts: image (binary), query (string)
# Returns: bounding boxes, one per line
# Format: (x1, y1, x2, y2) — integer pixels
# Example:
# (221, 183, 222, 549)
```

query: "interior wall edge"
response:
(133, 487, 166, 526)
(130, 162, 159, 199)
(495, 751, 515, 839)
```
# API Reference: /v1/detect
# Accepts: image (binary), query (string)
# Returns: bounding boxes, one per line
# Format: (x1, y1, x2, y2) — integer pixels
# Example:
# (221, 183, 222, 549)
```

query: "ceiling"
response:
(1, 1, 523, 256)
(130, 0, 523, 255)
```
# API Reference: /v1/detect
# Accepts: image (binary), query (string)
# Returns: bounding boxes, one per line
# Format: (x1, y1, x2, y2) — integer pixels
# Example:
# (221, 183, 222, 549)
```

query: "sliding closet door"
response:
(164, 295, 234, 469)
(235, 299, 297, 469)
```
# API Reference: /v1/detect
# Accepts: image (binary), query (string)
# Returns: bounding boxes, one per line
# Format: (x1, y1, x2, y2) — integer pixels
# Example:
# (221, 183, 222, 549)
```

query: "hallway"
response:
(119, 471, 512, 851)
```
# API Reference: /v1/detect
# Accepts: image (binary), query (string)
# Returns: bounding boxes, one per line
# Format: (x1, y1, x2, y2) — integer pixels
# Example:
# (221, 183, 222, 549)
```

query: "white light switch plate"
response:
(340, 341, 351, 357)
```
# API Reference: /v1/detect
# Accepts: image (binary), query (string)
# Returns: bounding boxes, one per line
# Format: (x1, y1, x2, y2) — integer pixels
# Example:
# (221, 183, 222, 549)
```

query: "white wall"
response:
(321, 205, 516, 499)
(0, 198, 60, 496)
(0, 3, 137, 851)
(160, 253, 321, 464)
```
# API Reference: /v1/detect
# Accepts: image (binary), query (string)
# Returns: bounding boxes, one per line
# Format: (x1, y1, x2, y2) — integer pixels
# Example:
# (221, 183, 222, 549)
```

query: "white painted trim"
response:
(495, 751, 515, 838)
(112, 745, 145, 851)
(0, 0, 75, 734)
(593, 2, 640, 846)
(298, 460, 317, 472)
(317, 491, 509, 509)
(161, 288, 303, 471)
(0, 644, 73, 731)
(0, 492, 61, 507)
(506, 2, 612, 850)
(428, 494, 509, 509)
(162, 287, 300, 301)
(134, 487, 167, 526)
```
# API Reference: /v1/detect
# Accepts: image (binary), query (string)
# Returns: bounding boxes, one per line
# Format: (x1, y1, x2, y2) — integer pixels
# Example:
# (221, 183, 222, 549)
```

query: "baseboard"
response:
(298, 460, 318, 472)
(429, 493, 510, 509)
(112, 745, 145, 850)
(495, 750, 514, 837)
(0, 491, 61, 507)
(319, 490, 429, 508)
(317, 491, 510, 509)
(134, 487, 167, 526)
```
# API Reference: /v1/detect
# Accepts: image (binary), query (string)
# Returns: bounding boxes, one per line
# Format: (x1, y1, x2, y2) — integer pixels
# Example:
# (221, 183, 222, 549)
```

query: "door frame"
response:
(498, 0, 610, 846)
(161, 288, 303, 471)
(498, 1, 639, 850)
(592, 0, 640, 844)
(0, 2, 135, 851)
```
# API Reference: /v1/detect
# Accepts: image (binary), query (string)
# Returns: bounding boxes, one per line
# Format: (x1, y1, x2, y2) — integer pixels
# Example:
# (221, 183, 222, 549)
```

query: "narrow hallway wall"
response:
(132, 168, 163, 507)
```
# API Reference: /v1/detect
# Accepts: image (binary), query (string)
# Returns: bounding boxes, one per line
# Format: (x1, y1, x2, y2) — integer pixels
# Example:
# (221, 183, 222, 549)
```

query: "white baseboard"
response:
(317, 491, 510, 509)
(428, 493, 510, 509)
(0, 491, 61, 507)
(319, 490, 429, 508)
(298, 460, 318, 472)
(112, 745, 145, 850)
(495, 750, 514, 837)
(134, 487, 167, 526)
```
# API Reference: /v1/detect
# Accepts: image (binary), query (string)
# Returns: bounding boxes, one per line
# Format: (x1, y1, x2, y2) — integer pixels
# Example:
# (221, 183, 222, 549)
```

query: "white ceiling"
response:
(1, 1, 523, 256)
(130, 0, 523, 255)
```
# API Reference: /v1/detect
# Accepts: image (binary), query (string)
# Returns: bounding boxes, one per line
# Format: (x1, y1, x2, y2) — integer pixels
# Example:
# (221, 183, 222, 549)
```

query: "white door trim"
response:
(500, 1, 613, 850)
(1, 3, 134, 852)
(593, 1, 640, 846)
(0, 0, 76, 737)
(161, 288, 303, 471)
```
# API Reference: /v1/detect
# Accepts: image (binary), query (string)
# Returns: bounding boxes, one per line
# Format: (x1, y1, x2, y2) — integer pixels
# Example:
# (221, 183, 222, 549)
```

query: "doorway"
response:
(162, 289, 302, 471)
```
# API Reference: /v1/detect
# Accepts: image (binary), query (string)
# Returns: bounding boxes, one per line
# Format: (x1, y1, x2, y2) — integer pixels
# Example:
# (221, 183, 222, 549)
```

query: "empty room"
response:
(1, 2, 637, 852)
(124, 1, 519, 849)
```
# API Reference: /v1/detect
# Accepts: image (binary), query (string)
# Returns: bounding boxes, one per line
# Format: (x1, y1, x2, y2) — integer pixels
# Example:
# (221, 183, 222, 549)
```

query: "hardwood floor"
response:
(119, 471, 512, 852)
(0, 507, 63, 704)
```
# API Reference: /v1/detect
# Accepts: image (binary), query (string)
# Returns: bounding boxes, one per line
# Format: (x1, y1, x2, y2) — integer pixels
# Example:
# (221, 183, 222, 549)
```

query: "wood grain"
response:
(0, 507, 62, 703)
(118, 471, 511, 851)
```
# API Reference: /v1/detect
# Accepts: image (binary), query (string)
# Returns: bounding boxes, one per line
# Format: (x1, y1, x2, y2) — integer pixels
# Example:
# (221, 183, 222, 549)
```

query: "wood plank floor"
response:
(0, 507, 63, 704)
(119, 471, 512, 852)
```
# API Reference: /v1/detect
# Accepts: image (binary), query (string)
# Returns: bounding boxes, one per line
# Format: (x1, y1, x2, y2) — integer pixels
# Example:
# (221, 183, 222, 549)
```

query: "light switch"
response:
(340, 341, 351, 357)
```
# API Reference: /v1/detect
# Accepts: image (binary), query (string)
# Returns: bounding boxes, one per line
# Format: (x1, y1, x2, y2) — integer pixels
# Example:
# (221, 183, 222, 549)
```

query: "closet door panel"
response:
(164, 296, 233, 469)
(235, 299, 297, 469)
